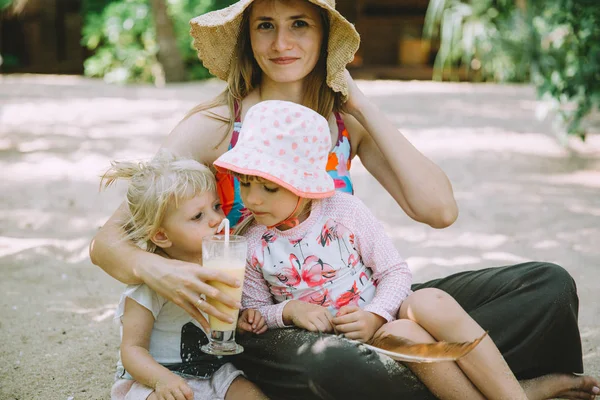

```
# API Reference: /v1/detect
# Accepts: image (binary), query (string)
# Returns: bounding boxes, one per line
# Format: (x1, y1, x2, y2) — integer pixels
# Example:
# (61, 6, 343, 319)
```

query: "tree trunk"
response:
(149, 0, 186, 82)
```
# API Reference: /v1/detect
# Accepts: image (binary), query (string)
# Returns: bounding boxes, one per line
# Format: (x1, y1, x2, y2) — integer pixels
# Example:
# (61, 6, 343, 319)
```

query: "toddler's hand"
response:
(154, 373, 193, 400)
(237, 309, 267, 334)
(332, 305, 386, 342)
(284, 300, 334, 333)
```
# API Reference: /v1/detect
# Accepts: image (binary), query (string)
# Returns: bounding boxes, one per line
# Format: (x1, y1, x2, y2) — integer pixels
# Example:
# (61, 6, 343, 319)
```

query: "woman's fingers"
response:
(197, 267, 241, 288)
(176, 300, 210, 331)
(194, 297, 234, 325)
(191, 271, 241, 309)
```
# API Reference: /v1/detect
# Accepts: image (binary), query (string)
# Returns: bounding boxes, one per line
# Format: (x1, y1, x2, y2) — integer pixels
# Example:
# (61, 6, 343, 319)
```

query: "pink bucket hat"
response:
(214, 100, 335, 199)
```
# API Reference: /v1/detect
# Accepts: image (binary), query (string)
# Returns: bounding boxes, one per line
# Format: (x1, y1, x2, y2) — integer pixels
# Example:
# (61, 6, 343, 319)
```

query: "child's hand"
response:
(284, 300, 334, 333)
(154, 373, 193, 400)
(332, 305, 386, 342)
(237, 309, 267, 334)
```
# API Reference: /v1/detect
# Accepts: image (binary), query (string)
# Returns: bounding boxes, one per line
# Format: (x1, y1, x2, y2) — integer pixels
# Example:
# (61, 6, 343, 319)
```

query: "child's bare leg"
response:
(225, 376, 269, 400)
(377, 319, 485, 400)
(400, 288, 528, 400)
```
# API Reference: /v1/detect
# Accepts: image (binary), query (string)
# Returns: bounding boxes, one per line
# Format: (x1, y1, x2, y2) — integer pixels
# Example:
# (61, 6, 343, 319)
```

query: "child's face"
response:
(239, 177, 299, 229)
(160, 190, 224, 263)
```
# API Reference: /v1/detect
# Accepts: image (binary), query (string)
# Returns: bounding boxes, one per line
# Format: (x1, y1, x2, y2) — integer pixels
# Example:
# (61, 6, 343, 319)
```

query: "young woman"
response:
(90, 0, 598, 398)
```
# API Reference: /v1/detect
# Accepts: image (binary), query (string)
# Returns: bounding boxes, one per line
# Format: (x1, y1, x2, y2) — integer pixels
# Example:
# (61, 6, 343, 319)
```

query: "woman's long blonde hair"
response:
(101, 150, 216, 252)
(183, 2, 344, 149)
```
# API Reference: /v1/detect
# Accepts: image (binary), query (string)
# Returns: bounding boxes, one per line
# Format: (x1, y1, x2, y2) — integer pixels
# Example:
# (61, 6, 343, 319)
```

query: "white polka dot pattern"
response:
(214, 100, 335, 199)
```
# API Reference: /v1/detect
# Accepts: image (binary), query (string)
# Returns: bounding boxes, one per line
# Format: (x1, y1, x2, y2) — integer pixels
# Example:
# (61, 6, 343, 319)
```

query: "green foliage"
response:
(81, 0, 235, 84)
(531, 0, 600, 139)
(82, 0, 120, 16)
(424, 0, 534, 82)
(425, 0, 600, 139)
(166, 0, 221, 81)
(82, 0, 157, 84)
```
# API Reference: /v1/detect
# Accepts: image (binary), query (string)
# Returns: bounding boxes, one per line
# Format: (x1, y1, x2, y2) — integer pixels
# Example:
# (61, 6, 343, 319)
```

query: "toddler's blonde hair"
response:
(101, 150, 216, 252)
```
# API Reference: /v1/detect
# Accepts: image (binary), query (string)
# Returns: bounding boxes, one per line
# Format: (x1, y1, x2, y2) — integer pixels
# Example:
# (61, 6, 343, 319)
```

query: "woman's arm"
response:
(90, 107, 240, 330)
(120, 298, 193, 399)
(342, 71, 459, 229)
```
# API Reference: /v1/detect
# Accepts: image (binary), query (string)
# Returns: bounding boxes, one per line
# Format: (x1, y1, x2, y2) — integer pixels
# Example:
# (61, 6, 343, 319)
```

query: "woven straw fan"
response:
(358, 332, 488, 363)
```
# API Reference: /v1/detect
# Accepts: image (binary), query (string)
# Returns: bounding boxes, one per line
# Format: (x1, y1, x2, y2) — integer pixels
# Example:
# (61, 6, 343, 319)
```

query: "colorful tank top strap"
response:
(327, 112, 354, 194)
(231, 99, 242, 146)
(333, 111, 346, 146)
(217, 107, 354, 227)
(215, 100, 245, 226)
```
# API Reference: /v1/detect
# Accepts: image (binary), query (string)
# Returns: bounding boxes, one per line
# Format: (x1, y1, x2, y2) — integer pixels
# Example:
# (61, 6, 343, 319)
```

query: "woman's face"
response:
(249, 0, 324, 85)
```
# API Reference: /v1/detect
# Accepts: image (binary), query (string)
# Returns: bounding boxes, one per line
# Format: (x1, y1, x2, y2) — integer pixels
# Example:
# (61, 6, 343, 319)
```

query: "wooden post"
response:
(149, 0, 187, 83)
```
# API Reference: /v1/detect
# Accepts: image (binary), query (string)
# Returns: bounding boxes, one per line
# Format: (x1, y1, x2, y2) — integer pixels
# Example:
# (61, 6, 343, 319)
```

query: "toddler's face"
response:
(160, 190, 224, 263)
(239, 177, 300, 229)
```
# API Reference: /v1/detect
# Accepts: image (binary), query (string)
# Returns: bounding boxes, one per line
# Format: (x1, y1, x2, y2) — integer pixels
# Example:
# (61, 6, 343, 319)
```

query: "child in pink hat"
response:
(214, 100, 530, 400)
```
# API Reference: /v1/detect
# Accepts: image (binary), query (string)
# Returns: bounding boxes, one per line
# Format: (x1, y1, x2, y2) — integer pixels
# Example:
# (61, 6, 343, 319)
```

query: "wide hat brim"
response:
(214, 148, 335, 199)
(190, 0, 360, 100)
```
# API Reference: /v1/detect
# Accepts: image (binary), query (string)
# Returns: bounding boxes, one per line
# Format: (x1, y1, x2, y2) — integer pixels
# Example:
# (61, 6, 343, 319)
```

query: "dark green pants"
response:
(233, 262, 583, 400)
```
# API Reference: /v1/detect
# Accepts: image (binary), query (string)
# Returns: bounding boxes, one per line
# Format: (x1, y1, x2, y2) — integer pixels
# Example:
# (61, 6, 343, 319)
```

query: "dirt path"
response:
(1, 75, 598, 399)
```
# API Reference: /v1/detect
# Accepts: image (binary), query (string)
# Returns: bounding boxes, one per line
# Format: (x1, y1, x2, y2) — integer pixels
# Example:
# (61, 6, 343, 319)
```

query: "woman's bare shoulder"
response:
(162, 104, 232, 164)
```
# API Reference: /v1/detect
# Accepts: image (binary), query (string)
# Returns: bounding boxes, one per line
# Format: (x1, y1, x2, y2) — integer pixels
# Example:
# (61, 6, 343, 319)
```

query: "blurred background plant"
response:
(425, 0, 600, 139)
(80, 0, 235, 85)
(1, 0, 596, 139)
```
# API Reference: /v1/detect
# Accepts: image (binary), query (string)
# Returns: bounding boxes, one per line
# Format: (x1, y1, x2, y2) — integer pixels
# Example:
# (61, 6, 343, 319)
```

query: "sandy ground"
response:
(1, 74, 599, 400)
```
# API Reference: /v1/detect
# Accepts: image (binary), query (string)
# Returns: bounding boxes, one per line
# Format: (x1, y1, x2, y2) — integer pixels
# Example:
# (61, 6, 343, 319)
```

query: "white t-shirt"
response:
(115, 284, 228, 379)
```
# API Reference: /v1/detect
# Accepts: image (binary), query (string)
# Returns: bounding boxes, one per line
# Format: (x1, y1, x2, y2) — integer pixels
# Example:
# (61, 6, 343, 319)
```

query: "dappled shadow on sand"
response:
(0, 77, 598, 398)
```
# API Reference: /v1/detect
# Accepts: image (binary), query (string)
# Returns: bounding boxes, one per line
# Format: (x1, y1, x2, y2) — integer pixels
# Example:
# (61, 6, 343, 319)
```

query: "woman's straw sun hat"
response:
(190, 0, 360, 99)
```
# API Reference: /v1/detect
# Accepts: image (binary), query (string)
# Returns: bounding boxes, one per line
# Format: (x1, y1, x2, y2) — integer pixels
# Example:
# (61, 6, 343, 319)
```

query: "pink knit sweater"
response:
(242, 192, 412, 329)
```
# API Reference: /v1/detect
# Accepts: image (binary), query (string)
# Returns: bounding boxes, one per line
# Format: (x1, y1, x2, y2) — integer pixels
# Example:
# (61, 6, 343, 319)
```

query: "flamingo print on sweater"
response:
(242, 192, 412, 329)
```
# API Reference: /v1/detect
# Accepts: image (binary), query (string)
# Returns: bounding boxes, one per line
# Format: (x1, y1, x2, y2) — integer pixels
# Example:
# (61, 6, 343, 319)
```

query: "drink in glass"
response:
(201, 234, 246, 355)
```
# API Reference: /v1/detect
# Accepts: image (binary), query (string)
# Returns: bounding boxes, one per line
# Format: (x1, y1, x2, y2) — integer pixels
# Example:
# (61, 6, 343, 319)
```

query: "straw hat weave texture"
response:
(190, 0, 360, 99)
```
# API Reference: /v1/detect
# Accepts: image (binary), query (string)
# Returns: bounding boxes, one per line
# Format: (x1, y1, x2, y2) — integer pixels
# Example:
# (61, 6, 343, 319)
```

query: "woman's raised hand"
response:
(141, 257, 242, 332)
(343, 69, 369, 116)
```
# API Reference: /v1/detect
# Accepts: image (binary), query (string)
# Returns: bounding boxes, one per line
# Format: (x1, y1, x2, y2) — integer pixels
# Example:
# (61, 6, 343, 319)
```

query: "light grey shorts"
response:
(111, 363, 244, 400)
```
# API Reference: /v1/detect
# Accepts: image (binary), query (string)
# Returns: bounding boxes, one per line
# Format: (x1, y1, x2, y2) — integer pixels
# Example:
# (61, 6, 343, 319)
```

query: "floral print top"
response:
(242, 192, 412, 329)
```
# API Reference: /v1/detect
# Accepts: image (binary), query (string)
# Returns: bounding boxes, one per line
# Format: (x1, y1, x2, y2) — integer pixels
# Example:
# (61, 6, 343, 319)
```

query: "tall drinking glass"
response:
(201, 234, 247, 355)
